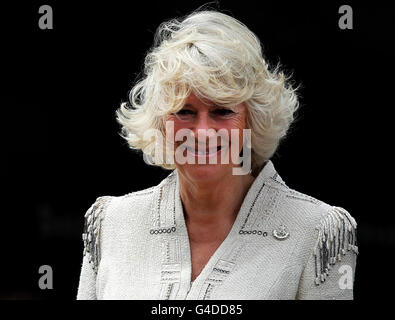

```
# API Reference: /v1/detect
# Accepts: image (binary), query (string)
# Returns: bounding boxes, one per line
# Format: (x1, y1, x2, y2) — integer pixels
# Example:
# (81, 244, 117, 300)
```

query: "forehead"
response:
(184, 93, 246, 111)
(184, 93, 213, 107)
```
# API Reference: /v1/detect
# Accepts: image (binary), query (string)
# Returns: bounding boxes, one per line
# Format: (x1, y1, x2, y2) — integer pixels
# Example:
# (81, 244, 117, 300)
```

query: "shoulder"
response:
(267, 174, 357, 235)
(268, 177, 358, 284)
(114, 170, 176, 211)
(81, 195, 112, 272)
(90, 170, 176, 223)
(276, 186, 359, 296)
(81, 171, 176, 271)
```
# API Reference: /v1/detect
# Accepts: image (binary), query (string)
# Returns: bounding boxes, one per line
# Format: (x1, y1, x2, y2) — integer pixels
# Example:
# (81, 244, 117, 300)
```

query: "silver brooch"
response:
(272, 225, 290, 240)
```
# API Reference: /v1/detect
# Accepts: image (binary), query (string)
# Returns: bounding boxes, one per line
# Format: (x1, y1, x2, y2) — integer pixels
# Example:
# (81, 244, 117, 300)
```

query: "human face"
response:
(165, 93, 249, 183)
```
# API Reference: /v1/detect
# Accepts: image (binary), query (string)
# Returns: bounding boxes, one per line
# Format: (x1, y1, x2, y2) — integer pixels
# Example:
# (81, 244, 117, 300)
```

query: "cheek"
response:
(165, 116, 189, 142)
(219, 113, 247, 131)
(223, 116, 247, 146)
(173, 122, 187, 134)
(231, 116, 247, 131)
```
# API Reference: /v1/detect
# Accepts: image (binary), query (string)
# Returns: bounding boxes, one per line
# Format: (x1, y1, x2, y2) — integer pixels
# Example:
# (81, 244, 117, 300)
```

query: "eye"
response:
(175, 109, 195, 116)
(211, 108, 235, 117)
(172, 109, 196, 121)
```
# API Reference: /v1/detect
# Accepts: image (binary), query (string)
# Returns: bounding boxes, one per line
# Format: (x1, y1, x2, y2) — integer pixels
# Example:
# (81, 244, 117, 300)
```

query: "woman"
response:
(77, 9, 358, 300)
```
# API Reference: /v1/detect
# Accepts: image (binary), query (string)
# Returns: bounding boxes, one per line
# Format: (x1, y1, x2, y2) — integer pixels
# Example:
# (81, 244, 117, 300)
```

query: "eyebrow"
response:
(183, 103, 226, 108)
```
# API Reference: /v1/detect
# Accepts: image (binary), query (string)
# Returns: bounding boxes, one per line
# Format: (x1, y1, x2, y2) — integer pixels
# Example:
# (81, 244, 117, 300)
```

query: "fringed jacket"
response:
(76, 160, 358, 300)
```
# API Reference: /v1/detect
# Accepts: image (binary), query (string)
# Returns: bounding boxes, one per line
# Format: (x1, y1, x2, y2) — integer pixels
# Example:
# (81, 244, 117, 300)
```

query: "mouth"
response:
(184, 145, 224, 156)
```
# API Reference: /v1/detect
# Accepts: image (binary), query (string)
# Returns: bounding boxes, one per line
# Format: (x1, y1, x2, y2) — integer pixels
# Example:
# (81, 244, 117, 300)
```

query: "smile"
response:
(184, 145, 224, 156)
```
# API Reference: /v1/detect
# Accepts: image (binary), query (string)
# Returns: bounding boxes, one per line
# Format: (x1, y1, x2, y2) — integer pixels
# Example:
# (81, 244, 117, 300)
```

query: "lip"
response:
(184, 145, 228, 158)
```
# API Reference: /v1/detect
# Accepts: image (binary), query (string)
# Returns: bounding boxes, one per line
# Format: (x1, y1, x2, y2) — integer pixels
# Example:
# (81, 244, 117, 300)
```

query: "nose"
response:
(193, 112, 217, 140)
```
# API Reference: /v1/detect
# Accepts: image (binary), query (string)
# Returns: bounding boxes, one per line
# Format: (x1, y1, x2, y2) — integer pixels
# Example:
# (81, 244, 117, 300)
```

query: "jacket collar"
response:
(166, 160, 282, 234)
(150, 160, 285, 293)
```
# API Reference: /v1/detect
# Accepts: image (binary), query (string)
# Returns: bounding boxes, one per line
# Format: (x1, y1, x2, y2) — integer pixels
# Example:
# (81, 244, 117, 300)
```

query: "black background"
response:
(1, 0, 394, 300)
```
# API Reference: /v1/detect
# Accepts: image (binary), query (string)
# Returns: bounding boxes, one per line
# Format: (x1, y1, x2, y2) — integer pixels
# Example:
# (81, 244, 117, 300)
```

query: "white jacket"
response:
(77, 160, 358, 299)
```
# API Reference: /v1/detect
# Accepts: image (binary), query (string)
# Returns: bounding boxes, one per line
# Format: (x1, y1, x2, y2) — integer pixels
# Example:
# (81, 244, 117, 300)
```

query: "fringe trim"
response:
(313, 206, 358, 286)
(82, 196, 111, 273)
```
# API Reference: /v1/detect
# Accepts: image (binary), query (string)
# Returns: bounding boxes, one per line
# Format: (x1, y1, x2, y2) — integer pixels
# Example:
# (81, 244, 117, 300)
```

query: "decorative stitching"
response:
(161, 270, 178, 274)
(286, 189, 322, 205)
(164, 283, 174, 300)
(269, 175, 288, 189)
(286, 194, 321, 205)
(150, 226, 177, 234)
(240, 181, 265, 230)
(157, 186, 163, 226)
(82, 196, 112, 273)
(203, 283, 213, 300)
(173, 181, 176, 225)
(213, 268, 230, 274)
(206, 278, 223, 282)
(313, 206, 358, 285)
(124, 187, 155, 198)
(239, 229, 268, 236)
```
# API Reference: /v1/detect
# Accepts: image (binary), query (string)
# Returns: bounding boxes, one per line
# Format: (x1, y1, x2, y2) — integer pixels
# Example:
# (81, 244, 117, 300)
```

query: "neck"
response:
(178, 170, 255, 230)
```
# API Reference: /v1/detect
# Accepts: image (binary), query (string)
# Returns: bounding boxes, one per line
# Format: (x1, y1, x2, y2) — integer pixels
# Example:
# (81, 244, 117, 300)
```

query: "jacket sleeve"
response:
(76, 196, 111, 300)
(77, 254, 98, 299)
(296, 206, 358, 300)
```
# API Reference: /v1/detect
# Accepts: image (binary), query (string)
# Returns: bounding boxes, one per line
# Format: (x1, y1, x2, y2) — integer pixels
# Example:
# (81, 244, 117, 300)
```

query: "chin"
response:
(180, 164, 230, 183)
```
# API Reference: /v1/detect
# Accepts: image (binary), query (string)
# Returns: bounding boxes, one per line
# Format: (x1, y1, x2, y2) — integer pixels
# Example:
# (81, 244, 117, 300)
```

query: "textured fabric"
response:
(76, 160, 358, 300)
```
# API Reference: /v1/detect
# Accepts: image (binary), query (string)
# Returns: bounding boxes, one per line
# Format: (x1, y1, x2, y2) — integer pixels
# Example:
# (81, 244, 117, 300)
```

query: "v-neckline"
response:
(173, 161, 274, 297)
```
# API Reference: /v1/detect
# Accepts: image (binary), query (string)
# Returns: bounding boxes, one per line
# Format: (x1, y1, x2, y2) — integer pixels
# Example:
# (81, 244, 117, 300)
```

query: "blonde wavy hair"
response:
(116, 9, 299, 173)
